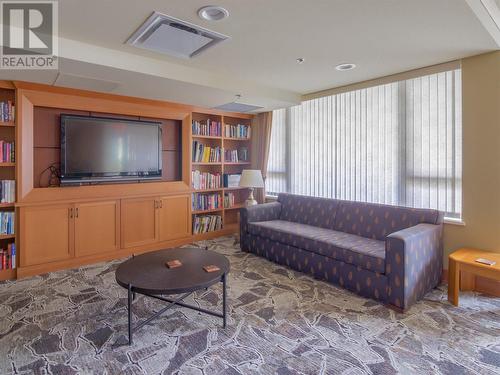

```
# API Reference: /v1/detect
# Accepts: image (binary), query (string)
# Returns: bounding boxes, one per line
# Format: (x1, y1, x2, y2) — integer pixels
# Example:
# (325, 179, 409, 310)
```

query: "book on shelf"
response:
(224, 147, 248, 163)
(0, 211, 14, 235)
(192, 192, 222, 211)
(0, 243, 15, 270)
(192, 141, 221, 163)
(0, 101, 14, 122)
(224, 124, 250, 139)
(193, 214, 223, 234)
(192, 119, 221, 137)
(224, 192, 236, 208)
(0, 141, 15, 162)
(191, 171, 221, 190)
(223, 173, 241, 188)
(0, 180, 15, 203)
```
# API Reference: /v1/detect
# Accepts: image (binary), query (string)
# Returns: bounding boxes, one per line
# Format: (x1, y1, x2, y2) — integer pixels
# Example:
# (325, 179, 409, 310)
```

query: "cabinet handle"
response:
(160, 200, 163, 208)
(154, 200, 158, 209)
(69, 208, 73, 219)
(76, 208, 79, 218)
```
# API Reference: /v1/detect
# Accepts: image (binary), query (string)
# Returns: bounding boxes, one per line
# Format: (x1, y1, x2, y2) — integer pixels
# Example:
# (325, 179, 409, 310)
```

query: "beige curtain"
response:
(251, 111, 273, 203)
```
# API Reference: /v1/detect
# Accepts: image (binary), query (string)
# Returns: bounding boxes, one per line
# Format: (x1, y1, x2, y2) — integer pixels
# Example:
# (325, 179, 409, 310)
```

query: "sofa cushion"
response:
(333, 201, 442, 241)
(277, 193, 340, 230)
(247, 220, 385, 273)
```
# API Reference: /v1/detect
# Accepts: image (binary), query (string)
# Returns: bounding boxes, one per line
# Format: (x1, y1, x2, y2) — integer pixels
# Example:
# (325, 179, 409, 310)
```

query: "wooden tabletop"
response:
(449, 248, 500, 270)
(115, 248, 230, 295)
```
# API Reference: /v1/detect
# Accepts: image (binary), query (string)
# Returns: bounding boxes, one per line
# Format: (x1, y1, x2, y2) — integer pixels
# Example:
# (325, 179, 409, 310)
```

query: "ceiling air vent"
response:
(127, 12, 229, 59)
(213, 102, 263, 113)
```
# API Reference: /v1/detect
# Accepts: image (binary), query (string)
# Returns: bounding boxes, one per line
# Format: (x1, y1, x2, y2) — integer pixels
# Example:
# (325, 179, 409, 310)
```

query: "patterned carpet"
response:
(0, 236, 499, 375)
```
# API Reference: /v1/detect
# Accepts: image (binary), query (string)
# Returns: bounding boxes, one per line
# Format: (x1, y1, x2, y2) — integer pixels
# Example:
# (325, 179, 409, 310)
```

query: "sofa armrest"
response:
(385, 223, 443, 310)
(240, 202, 282, 230)
(239, 202, 282, 251)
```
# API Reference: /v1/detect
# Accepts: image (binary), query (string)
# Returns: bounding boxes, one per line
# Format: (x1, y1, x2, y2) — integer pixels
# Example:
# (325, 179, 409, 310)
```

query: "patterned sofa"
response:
(240, 193, 444, 310)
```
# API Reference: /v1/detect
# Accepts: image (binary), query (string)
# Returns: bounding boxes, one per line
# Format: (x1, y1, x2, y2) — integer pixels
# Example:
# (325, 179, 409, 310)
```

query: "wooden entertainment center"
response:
(0, 80, 254, 281)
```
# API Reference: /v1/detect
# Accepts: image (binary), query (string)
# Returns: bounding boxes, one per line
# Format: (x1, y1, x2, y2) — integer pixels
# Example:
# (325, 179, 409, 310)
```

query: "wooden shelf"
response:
(191, 188, 223, 193)
(0, 85, 16, 282)
(192, 113, 253, 237)
(192, 225, 238, 241)
(224, 137, 251, 141)
(192, 162, 222, 166)
(223, 186, 249, 191)
(224, 204, 245, 210)
(192, 135, 222, 140)
(192, 208, 224, 215)
(0, 268, 16, 281)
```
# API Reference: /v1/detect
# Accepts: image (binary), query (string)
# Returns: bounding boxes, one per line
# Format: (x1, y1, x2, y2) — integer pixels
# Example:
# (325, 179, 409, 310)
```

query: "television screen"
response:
(60, 115, 162, 184)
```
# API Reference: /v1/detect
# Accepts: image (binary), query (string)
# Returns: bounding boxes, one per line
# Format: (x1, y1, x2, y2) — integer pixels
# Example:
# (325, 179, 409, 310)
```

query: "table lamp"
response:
(239, 169, 264, 206)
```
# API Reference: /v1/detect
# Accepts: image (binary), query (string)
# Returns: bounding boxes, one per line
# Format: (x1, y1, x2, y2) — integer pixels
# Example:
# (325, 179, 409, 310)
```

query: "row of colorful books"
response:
(224, 192, 236, 208)
(224, 124, 250, 139)
(192, 193, 222, 211)
(192, 120, 221, 137)
(0, 101, 14, 122)
(193, 214, 223, 234)
(0, 141, 14, 163)
(224, 148, 248, 163)
(191, 171, 244, 189)
(0, 180, 15, 203)
(0, 243, 15, 270)
(0, 212, 14, 235)
(192, 141, 221, 163)
(191, 171, 221, 190)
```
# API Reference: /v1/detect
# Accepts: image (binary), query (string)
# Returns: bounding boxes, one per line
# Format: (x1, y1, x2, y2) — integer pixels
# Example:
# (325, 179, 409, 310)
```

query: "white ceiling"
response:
(0, 0, 498, 111)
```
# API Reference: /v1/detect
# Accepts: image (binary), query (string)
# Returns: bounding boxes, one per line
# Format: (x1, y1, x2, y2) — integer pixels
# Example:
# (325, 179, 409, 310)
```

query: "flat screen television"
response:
(60, 114, 162, 185)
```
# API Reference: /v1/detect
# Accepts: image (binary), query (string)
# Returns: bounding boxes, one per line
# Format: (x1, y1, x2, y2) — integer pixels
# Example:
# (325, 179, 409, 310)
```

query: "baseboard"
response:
(442, 269, 500, 297)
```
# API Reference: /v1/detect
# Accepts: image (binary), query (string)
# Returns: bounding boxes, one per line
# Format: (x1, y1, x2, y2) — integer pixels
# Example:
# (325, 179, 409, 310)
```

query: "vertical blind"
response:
(267, 69, 462, 218)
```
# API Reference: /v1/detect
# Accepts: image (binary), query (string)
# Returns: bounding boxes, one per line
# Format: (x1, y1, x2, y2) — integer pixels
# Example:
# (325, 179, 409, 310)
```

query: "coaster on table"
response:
(203, 265, 220, 273)
(166, 260, 182, 268)
(475, 258, 496, 266)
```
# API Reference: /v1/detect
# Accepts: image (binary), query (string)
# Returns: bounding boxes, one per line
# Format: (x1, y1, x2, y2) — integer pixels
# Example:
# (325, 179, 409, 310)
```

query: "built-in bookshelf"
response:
(191, 112, 252, 238)
(0, 82, 16, 281)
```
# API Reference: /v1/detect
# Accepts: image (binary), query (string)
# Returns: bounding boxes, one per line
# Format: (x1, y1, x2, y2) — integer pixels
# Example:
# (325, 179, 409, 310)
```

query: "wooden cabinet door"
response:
(20, 204, 74, 267)
(158, 195, 191, 242)
(74, 200, 120, 257)
(121, 197, 158, 248)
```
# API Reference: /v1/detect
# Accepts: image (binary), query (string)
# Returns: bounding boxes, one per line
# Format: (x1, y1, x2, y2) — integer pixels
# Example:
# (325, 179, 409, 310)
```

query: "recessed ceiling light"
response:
(296, 58, 305, 64)
(335, 63, 356, 71)
(198, 6, 229, 21)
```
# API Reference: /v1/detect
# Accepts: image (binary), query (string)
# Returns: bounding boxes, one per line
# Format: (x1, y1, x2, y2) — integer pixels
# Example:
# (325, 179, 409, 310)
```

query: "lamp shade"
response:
(239, 169, 264, 188)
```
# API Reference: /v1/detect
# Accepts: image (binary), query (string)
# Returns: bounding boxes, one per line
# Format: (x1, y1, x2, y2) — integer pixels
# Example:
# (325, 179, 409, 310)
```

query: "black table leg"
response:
(124, 276, 228, 343)
(128, 284, 133, 345)
(222, 273, 227, 328)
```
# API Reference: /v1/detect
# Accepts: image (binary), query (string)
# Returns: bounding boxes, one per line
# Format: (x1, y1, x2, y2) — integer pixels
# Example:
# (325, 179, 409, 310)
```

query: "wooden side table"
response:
(448, 248, 500, 306)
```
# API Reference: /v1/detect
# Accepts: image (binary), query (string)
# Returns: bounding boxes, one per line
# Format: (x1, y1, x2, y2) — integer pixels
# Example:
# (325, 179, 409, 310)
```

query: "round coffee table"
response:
(115, 247, 230, 345)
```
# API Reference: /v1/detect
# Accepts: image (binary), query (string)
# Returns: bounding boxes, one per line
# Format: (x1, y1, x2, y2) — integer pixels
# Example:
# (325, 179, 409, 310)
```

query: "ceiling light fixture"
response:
(296, 58, 305, 64)
(198, 6, 229, 21)
(335, 63, 356, 71)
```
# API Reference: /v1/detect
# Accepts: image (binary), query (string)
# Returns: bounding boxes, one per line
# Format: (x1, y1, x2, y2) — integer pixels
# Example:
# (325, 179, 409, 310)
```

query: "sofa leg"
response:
(384, 303, 405, 314)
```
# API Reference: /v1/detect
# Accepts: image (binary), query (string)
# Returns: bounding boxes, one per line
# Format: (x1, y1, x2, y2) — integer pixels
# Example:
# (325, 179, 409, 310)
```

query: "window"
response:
(267, 69, 462, 219)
